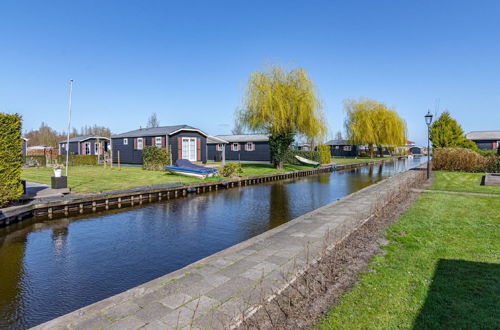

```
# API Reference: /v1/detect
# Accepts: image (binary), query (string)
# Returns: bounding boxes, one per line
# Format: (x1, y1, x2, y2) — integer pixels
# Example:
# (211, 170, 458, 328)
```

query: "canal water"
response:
(0, 157, 424, 328)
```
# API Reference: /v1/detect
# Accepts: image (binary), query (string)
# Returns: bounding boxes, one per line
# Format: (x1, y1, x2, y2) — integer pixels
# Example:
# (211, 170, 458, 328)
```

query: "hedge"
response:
(284, 149, 320, 165)
(57, 154, 98, 166)
(432, 148, 499, 172)
(0, 113, 24, 207)
(143, 146, 171, 171)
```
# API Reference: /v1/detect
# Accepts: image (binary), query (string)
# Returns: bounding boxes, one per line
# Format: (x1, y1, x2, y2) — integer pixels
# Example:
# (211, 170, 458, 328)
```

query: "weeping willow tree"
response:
(239, 66, 327, 168)
(345, 99, 406, 157)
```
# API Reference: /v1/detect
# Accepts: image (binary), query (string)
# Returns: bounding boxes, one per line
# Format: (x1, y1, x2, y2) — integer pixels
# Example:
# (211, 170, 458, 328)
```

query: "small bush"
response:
(0, 113, 24, 207)
(317, 145, 331, 164)
(143, 146, 171, 171)
(222, 162, 243, 177)
(432, 148, 494, 172)
(24, 155, 47, 167)
(284, 149, 320, 165)
(57, 154, 98, 166)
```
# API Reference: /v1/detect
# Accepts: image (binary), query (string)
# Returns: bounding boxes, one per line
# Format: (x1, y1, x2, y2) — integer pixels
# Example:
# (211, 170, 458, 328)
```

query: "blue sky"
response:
(1, 0, 499, 145)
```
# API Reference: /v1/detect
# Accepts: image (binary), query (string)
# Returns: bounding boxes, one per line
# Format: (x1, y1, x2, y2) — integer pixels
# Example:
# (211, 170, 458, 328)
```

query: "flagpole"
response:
(65, 79, 73, 177)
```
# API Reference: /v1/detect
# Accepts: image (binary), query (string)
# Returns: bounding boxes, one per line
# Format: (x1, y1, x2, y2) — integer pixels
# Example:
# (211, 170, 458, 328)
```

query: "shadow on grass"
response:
(413, 259, 500, 329)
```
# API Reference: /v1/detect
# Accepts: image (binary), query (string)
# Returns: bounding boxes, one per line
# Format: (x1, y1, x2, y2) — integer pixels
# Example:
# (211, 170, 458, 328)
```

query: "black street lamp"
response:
(425, 110, 433, 179)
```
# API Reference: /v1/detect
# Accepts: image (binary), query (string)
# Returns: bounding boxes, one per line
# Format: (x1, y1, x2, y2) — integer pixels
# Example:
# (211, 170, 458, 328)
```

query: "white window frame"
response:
(231, 143, 240, 151)
(246, 142, 254, 151)
(123, 138, 128, 145)
(137, 138, 144, 150)
(181, 137, 197, 161)
(343, 146, 351, 151)
(155, 136, 163, 148)
(217, 144, 224, 152)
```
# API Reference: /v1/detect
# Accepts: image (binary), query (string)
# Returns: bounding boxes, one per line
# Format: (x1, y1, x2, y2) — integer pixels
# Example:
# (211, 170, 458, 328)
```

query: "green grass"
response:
(330, 157, 387, 165)
(318, 175, 500, 329)
(21, 163, 311, 193)
(430, 171, 500, 194)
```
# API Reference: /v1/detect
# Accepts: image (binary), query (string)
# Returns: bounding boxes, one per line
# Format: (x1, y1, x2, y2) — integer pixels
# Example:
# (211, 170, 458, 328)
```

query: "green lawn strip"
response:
(21, 163, 311, 193)
(330, 157, 388, 165)
(317, 192, 500, 329)
(431, 171, 500, 194)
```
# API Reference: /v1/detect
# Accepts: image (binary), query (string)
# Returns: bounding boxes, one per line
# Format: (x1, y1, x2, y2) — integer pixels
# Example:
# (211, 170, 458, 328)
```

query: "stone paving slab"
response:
(32, 167, 422, 330)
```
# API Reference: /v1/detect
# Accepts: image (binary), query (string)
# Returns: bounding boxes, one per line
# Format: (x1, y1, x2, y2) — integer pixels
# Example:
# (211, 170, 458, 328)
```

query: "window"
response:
(123, 138, 128, 145)
(231, 143, 240, 151)
(343, 146, 351, 151)
(335, 145, 339, 149)
(217, 144, 224, 152)
(181, 137, 197, 161)
(155, 137, 163, 148)
(245, 142, 255, 151)
(95, 143, 99, 154)
(137, 138, 144, 150)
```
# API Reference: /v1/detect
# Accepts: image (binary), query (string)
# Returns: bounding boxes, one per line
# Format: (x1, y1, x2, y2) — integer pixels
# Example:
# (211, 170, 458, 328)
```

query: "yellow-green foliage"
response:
(143, 146, 171, 171)
(344, 98, 406, 157)
(239, 65, 327, 168)
(222, 162, 243, 177)
(57, 155, 97, 166)
(317, 144, 331, 164)
(241, 66, 326, 139)
(0, 113, 24, 207)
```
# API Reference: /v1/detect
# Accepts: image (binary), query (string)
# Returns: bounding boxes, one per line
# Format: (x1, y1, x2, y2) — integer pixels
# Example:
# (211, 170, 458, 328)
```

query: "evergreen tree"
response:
(430, 111, 476, 149)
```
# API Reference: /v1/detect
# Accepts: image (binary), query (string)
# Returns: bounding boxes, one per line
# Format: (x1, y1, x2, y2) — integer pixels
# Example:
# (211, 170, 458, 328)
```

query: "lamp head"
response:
(425, 110, 433, 126)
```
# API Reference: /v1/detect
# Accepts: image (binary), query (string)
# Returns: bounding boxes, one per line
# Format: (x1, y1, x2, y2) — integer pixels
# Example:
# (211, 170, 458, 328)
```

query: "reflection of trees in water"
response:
(268, 183, 290, 229)
(0, 234, 27, 328)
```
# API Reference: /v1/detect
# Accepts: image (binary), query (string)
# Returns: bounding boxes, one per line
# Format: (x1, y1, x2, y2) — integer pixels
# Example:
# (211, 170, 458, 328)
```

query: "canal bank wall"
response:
(33, 162, 424, 330)
(1, 156, 406, 227)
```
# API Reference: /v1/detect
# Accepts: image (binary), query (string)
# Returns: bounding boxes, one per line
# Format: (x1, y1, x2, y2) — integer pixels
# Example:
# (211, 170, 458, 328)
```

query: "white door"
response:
(182, 138, 197, 161)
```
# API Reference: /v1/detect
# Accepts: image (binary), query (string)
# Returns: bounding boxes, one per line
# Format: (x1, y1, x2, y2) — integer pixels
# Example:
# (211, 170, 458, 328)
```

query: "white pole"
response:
(65, 79, 73, 177)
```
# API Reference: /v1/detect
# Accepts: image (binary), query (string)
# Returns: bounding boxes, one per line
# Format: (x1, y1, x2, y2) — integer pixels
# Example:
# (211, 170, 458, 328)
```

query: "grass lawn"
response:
(430, 170, 500, 194)
(330, 157, 387, 165)
(318, 176, 500, 329)
(21, 163, 311, 193)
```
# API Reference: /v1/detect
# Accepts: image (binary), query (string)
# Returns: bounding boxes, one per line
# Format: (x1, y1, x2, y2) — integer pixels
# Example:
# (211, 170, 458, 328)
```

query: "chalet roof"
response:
(466, 131, 500, 141)
(211, 134, 269, 143)
(60, 135, 110, 143)
(324, 139, 352, 146)
(207, 136, 229, 144)
(112, 125, 207, 138)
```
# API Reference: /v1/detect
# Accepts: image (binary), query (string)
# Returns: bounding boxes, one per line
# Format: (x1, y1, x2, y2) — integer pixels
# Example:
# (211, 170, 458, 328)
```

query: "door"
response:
(181, 137, 197, 161)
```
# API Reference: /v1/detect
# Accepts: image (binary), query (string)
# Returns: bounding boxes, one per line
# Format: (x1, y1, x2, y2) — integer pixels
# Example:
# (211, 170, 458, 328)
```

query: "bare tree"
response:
(335, 131, 343, 140)
(147, 113, 160, 128)
(232, 115, 245, 135)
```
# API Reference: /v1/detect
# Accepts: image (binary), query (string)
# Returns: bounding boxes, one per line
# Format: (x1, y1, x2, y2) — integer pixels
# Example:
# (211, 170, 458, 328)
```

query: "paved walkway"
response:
(412, 188, 500, 197)
(33, 169, 422, 330)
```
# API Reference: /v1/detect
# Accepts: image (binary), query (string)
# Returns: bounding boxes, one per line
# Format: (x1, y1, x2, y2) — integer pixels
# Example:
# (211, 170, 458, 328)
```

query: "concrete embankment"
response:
(33, 162, 424, 330)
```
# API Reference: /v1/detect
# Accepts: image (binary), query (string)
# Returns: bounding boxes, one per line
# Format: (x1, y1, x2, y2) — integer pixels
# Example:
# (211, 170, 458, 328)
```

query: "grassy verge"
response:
(430, 170, 500, 194)
(21, 163, 311, 193)
(330, 157, 388, 165)
(318, 175, 500, 329)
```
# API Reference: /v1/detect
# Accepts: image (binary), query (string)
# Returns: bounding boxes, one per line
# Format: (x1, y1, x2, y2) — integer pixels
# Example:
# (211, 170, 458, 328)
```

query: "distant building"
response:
(409, 146, 423, 155)
(22, 137, 27, 156)
(111, 125, 208, 165)
(59, 135, 111, 156)
(207, 134, 271, 162)
(324, 139, 359, 157)
(466, 131, 500, 150)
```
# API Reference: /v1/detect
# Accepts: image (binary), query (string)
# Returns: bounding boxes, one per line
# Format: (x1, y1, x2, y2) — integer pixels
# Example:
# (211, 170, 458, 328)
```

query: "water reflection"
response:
(0, 157, 425, 328)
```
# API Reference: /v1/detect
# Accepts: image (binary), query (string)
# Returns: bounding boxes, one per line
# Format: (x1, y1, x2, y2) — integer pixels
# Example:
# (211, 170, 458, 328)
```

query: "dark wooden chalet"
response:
(325, 139, 359, 157)
(409, 146, 423, 154)
(111, 125, 208, 165)
(207, 134, 271, 162)
(59, 135, 111, 156)
(466, 131, 500, 150)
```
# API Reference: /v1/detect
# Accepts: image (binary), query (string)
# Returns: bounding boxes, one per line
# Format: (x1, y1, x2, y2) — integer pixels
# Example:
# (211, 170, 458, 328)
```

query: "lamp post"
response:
(65, 79, 74, 177)
(425, 110, 433, 179)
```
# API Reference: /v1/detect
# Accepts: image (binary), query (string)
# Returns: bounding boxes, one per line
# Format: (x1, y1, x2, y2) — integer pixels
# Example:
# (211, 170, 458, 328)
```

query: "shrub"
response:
(57, 154, 98, 166)
(432, 148, 494, 172)
(317, 145, 331, 164)
(222, 162, 243, 177)
(143, 146, 171, 171)
(283, 149, 320, 165)
(0, 113, 24, 207)
(24, 155, 47, 167)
